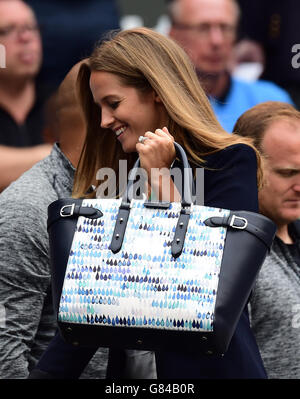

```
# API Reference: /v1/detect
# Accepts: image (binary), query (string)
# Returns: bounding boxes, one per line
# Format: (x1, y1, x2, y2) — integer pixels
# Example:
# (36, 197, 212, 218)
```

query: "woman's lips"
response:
(115, 126, 127, 140)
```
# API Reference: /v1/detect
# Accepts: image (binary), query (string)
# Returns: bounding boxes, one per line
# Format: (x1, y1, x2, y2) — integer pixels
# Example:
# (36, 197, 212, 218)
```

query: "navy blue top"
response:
(32, 143, 267, 379)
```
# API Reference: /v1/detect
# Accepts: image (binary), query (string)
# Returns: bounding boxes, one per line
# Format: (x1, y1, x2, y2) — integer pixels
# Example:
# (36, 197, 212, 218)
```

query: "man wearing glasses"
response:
(167, 0, 293, 132)
(0, 0, 51, 191)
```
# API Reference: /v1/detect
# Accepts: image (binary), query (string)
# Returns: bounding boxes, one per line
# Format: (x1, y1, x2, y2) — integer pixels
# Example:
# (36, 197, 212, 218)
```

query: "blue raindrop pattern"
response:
(58, 199, 229, 333)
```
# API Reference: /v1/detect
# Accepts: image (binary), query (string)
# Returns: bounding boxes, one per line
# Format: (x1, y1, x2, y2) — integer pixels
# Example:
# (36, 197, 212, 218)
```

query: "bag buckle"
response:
(229, 215, 248, 230)
(60, 203, 75, 217)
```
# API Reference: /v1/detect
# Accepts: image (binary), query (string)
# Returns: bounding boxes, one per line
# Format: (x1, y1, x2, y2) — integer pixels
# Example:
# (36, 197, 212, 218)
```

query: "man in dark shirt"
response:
(0, 89, 44, 147)
(0, 0, 51, 190)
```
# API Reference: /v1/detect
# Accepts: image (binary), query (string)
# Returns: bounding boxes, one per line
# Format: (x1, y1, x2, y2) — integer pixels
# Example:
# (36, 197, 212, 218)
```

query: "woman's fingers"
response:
(136, 127, 175, 171)
(161, 127, 174, 140)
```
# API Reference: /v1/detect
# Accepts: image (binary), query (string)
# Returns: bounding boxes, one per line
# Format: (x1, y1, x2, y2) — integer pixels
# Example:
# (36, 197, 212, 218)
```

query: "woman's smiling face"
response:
(90, 71, 168, 153)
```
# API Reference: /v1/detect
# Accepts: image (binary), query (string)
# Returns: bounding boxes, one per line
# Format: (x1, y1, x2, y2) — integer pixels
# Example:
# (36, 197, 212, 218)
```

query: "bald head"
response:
(168, 0, 240, 23)
(46, 60, 87, 167)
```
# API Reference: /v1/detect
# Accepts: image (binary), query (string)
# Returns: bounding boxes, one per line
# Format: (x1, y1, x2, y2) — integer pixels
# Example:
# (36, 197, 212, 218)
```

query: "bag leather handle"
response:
(123, 142, 194, 207)
(109, 142, 194, 255)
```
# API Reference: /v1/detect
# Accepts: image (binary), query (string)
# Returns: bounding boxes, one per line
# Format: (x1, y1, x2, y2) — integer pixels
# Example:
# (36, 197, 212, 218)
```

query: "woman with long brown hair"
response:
(30, 27, 266, 379)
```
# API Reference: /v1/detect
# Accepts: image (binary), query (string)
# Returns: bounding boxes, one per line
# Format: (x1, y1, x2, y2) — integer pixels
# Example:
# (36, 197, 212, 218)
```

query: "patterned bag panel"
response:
(58, 199, 229, 333)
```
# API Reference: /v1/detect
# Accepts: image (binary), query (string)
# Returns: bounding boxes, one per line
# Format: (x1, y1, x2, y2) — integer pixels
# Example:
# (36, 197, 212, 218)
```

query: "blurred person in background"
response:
(0, 0, 52, 191)
(234, 101, 300, 379)
(166, 0, 293, 132)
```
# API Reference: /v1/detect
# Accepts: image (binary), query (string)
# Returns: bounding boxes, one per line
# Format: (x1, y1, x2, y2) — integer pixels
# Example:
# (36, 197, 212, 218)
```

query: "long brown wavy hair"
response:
(73, 27, 262, 198)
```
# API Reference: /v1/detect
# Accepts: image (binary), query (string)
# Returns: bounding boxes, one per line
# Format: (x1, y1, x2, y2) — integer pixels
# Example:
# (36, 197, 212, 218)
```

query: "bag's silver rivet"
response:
(66, 327, 72, 332)
(116, 234, 120, 239)
(73, 341, 79, 346)
(176, 238, 180, 243)
(201, 336, 207, 341)
(206, 350, 213, 355)
(180, 222, 184, 228)
(137, 339, 143, 345)
(120, 218, 124, 224)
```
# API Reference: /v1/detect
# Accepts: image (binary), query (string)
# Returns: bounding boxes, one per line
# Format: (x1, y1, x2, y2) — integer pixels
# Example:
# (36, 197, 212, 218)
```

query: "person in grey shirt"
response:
(0, 61, 108, 379)
(234, 101, 300, 378)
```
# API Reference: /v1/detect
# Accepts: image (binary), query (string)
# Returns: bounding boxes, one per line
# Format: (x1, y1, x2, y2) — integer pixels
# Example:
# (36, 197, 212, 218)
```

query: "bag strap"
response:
(109, 202, 131, 254)
(110, 142, 194, 255)
(47, 199, 103, 231)
(124, 142, 194, 207)
(204, 211, 276, 249)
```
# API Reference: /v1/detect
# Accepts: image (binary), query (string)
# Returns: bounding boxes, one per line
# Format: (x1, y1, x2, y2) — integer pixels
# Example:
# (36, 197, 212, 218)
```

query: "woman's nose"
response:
(101, 108, 114, 128)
